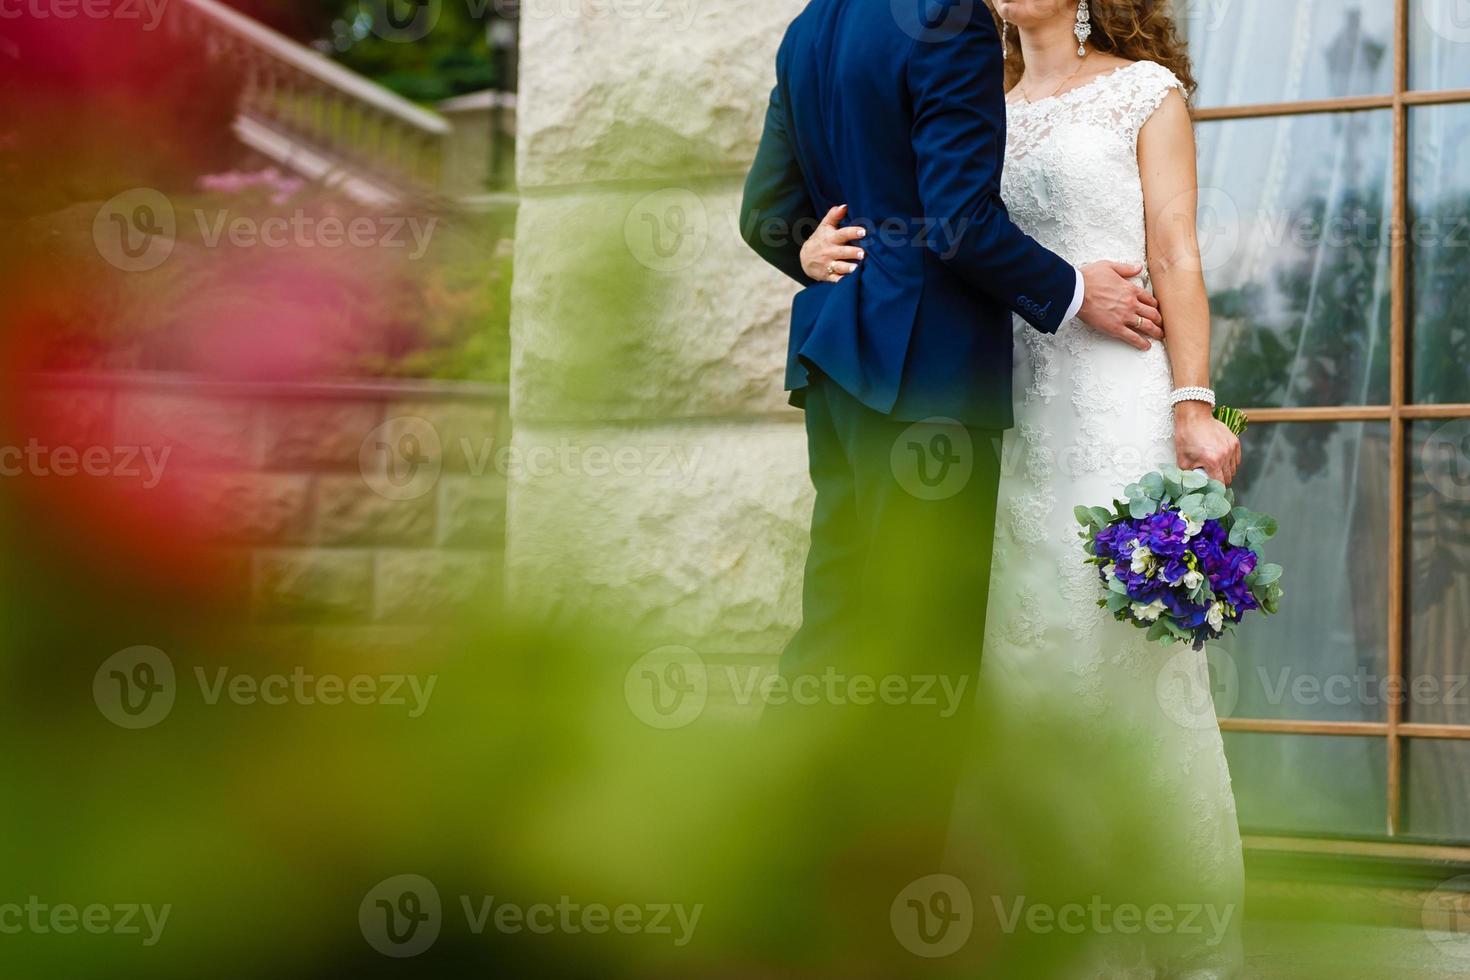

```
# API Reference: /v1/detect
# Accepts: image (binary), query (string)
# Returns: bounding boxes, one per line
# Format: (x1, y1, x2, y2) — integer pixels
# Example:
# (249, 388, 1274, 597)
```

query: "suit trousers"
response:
(757, 370, 1004, 972)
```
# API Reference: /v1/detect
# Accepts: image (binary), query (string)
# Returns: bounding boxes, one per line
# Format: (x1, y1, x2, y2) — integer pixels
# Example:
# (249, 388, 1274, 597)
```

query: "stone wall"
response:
(507, 0, 812, 659)
(24, 373, 509, 641)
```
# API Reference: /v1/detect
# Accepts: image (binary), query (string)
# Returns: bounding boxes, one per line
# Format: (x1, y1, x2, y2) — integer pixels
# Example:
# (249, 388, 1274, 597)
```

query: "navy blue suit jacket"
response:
(740, 0, 1077, 429)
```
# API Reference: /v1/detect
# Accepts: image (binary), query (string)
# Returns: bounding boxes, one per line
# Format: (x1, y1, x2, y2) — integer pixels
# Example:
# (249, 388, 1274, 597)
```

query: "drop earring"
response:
(1074, 0, 1091, 57)
(1002, 20, 1010, 60)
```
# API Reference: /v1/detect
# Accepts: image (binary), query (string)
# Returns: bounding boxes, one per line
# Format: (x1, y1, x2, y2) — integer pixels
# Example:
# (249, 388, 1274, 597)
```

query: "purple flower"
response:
(1214, 547, 1258, 588)
(1139, 510, 1190, 555)
(1160, 557, 1192, 585)
(1161, 590, 1210, 629)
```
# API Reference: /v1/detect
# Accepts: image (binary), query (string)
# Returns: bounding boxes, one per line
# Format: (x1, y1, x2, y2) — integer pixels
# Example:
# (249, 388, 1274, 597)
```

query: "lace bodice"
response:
(1002, 60, 1186, 272)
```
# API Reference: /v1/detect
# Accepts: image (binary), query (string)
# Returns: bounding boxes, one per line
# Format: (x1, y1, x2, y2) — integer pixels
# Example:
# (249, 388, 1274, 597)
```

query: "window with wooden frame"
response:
(1183, 0, 1470, 862)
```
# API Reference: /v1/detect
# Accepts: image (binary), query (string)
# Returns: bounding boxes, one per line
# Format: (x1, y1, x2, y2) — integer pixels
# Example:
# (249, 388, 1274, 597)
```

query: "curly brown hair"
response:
(990, 1, 1197, 97)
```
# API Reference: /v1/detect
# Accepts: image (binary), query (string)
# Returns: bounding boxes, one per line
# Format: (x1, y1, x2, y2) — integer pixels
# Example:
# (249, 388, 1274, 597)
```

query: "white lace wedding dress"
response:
(952, 62, 1245, 979)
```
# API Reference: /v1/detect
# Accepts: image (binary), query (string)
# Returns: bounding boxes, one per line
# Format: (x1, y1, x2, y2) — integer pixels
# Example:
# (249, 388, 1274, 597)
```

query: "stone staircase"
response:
(163, 0, 516, 208)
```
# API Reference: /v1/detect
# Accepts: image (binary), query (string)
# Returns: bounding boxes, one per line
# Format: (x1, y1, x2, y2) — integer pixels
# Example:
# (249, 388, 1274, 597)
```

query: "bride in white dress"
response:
(803, 2, 1246, 976)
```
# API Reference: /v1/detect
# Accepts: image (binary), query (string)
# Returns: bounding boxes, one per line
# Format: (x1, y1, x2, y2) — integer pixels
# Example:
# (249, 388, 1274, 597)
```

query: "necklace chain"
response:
(1019, 48, 1091, 104)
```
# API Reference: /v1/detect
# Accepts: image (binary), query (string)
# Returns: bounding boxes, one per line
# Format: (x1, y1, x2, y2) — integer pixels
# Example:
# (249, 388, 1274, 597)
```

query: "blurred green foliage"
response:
(229, 0, 511, 103)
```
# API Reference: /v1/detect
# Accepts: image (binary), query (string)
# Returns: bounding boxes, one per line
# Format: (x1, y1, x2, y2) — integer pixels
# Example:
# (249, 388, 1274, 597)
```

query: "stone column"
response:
(507, 0, 811, 664)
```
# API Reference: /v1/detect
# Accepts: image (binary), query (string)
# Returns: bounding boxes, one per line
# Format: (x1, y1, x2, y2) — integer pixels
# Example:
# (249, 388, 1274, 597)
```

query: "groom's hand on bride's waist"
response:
(1078, 261, 1164, 351)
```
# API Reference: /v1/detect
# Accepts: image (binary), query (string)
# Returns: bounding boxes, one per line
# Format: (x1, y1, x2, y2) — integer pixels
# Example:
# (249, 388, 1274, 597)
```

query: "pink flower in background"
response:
(197, 167, 307, 205)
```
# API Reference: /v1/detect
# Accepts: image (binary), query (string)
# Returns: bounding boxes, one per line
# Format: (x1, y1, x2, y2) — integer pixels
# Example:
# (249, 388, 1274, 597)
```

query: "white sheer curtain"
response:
(1184, 0, 1394, 107)
(1184, 2, 1400, 837)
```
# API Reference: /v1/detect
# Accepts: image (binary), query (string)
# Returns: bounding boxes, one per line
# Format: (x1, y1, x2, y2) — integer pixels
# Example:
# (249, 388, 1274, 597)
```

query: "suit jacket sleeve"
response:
(906, 13, 1077, 334)
(741, 66, 817, 286)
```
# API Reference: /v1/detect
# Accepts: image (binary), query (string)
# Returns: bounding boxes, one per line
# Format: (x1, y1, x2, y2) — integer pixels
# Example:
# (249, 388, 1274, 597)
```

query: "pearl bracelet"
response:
(1170, 386, 1216, 408)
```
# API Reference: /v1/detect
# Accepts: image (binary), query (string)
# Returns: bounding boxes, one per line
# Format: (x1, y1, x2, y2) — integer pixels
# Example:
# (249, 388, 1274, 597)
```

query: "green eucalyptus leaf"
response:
(1182, 469, 1209, 490)
(1163, 618, 1192, 639)
(1201, 494, 1232, 520)
(1253, 563, 1283, 586)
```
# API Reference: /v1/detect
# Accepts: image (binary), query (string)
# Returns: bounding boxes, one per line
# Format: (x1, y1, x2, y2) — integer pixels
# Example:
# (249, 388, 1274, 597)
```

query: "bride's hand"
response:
(1174, 402, 1241, 485)
(800, 204, 866, 283)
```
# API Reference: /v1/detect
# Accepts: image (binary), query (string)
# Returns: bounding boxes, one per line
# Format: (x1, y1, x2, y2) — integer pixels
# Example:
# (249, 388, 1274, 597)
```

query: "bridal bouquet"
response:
(1074, 408, 1283, 650)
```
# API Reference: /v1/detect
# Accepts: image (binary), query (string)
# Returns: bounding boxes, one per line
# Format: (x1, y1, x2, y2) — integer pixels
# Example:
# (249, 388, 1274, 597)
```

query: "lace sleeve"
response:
(1123, 61, 1187, 136)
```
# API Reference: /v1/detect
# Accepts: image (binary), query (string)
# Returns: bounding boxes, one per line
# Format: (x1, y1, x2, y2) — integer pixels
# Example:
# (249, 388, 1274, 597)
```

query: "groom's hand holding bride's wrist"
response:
(1078, 261, 1164, 351)
(1174, 400, 1242, 485)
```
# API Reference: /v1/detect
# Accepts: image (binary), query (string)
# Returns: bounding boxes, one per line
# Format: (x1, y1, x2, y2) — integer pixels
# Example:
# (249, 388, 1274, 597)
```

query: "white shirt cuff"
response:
(1063, 268, 1086, 323)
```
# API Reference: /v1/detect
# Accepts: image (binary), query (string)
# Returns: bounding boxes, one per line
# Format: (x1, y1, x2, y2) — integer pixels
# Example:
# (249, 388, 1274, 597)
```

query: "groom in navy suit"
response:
(739, 0, 1161, 958)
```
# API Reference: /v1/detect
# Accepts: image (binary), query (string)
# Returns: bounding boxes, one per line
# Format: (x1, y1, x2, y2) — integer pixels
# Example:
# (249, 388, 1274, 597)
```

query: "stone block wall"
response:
(507, 0, 813, 659)
(24, 374, 509, 641)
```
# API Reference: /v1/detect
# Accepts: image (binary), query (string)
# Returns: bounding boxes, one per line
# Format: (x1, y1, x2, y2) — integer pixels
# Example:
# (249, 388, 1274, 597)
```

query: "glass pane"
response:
(1223, 733, 1387, 836)
(1406, 740, 1470, 842)
(1412, 0, 1470, 90)
(1410, 104, 1470, 404)
(1221, 423, 1391, 721)
(1198, 112, 1392, 409)
(1186, 1, 1393, 108)
(1408, 421, 1470, 725)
